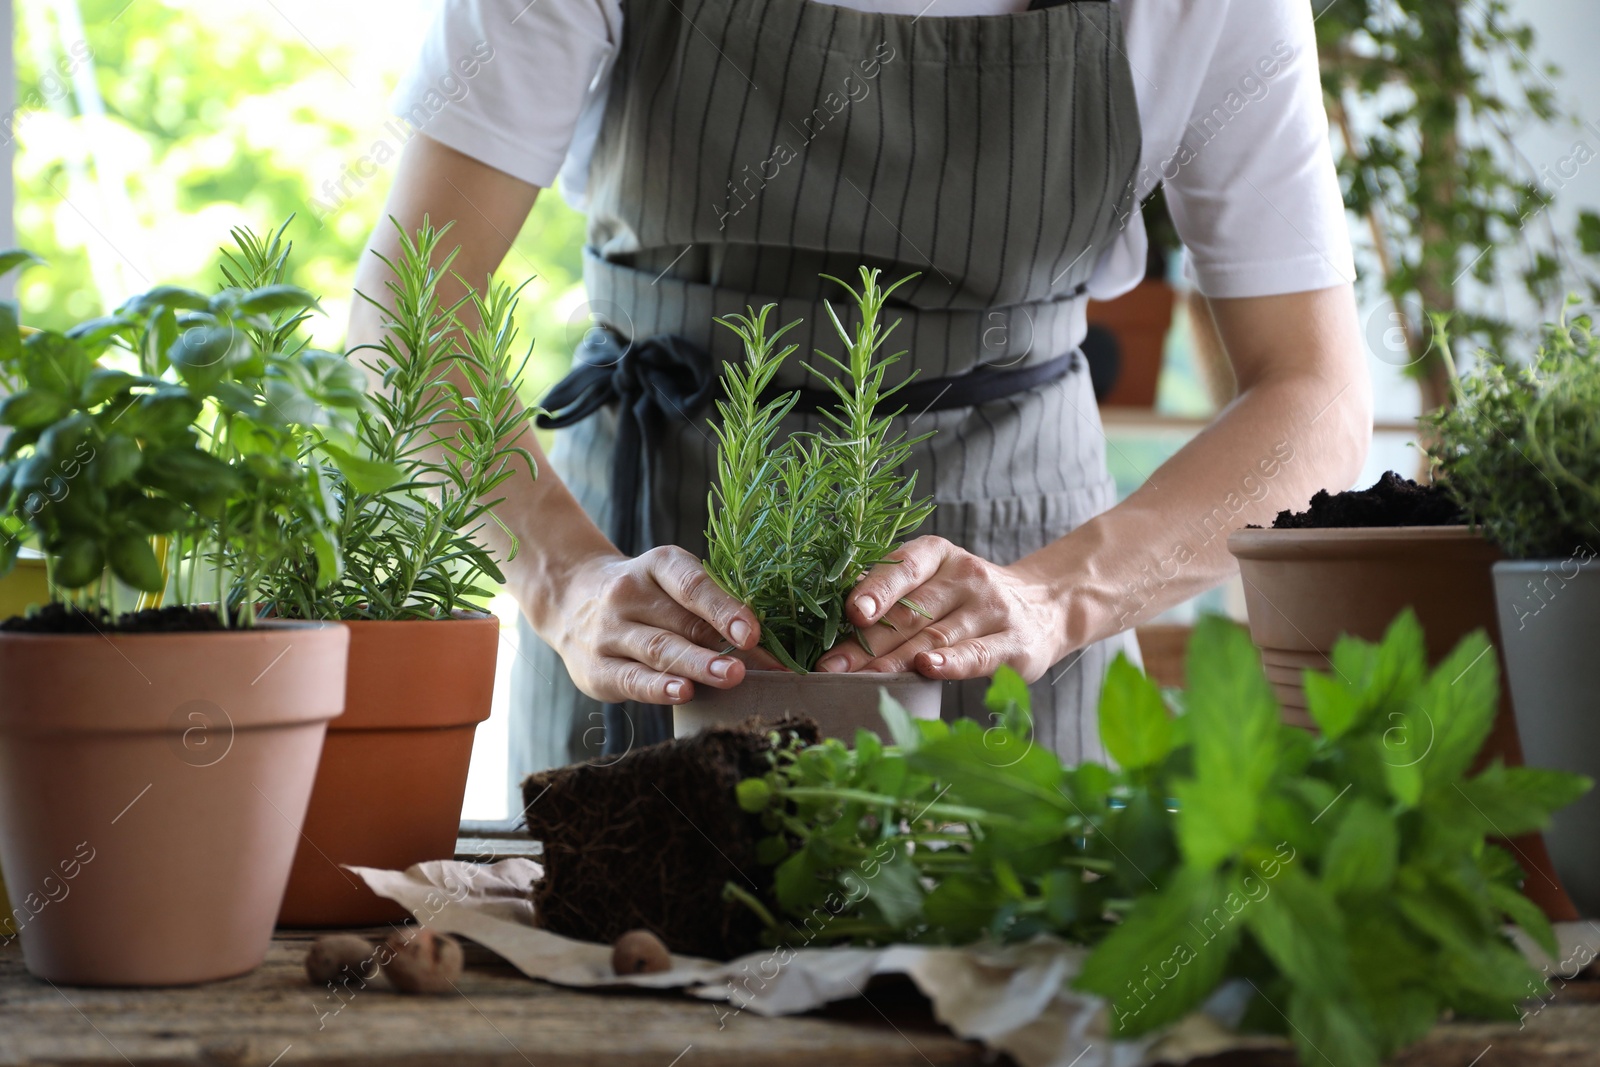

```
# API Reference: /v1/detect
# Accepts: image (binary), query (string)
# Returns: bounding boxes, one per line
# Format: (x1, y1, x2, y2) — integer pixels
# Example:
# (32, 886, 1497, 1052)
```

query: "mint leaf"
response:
(1246, 865, 1354, 995)
(1287, 987, 1381, 1067)
(984, 664, 1033, 736)
(1487, 881, 1557, 957)
(1413, 631, 1500, 787)
(1173, 774, 1257, 870)
(878, 689, 921, 751)
(1449, 763, 1593, 837)
(1099, 654, 1174, 770)
(1322, 797, 1398, 897)
(1076, 867, 1238, 1035)
(1304, 670, 1360, 739)
(1184, 616, 1279, 796)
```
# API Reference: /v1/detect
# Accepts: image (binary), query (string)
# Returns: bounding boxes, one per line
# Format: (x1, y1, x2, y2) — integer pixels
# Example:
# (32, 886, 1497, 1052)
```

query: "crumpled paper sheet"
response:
(351, 859, 1600, 1067)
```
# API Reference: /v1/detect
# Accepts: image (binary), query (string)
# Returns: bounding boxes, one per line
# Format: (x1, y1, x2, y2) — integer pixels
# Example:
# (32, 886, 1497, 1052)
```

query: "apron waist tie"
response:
(535, 328, 1080, 557)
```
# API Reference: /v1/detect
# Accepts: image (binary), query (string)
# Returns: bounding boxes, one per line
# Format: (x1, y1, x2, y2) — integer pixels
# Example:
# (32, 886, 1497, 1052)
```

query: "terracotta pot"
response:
(1087, 280, 1176, 408)
(676, 670, 942, 741)
(0, 554, 49, 940)
(0, 621, 347, 985)
(277, 614, 497, 927)
(1228, 526, 1576, 921)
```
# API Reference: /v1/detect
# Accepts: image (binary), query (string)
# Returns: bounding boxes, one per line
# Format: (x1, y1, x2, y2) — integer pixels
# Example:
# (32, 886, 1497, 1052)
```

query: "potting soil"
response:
(0, 603, 233, 633)
(520, 718, 817, 960)
(1269, 470, 1465, 529)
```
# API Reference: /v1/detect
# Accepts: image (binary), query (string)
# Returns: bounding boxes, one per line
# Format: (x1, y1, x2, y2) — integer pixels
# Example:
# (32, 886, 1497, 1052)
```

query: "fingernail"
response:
(855, 595, 878, 620)
(817, 656, 847, 673)
(729, 619, 752, 647)
(709, 657, 734, 680)
(665, 680, 686, 701)
(923, 652, 945, 668)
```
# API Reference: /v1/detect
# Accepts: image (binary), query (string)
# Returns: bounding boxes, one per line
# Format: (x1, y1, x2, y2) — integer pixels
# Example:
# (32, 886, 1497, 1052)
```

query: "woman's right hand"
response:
(544, 546, 763, 705)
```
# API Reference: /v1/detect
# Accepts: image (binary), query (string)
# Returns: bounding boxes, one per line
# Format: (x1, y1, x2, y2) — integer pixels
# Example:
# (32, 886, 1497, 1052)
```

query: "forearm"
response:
(1025, 285, 1372, 649)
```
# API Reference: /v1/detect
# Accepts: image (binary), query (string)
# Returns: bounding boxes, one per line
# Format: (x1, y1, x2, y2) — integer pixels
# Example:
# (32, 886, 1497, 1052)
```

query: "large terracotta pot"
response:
(1087, 280, 1177, 408)
(0, 554, 49, 941)
(0, 621, 347, 985)
(676, 670, 942, 741)
(1227, 526, 1574, 920)
(277, 614, 497, 927)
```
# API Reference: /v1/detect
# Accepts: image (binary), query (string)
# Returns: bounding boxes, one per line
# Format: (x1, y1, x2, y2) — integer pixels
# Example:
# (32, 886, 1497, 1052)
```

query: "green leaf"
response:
(1173, 773, 1257, 871)
(96, 434, 143, 487)
(736, 778, 772, 813)
(1487, 881, 1557, 957)
(21, 331, 93, 396)
(860, 849, 923, 928)
(317, 441, 404, 495)
(1076, 866, 1238, 1035)
(1414, 631, 1500, 787)
(79, 368, 137, 409)
(1333, 610, 1427, 718)
(1304, 671, 1361, 740)
(107, 534, 165, 593)
(1286, 987, 1381, 1067)
(123, 284, 210, 314)
(169, 323, 249, 387)
(878, 689, 921, 751)
(0, 249, 44, 280)
(1321, 797, 1398, 897)
(236, 283, 323, 316)
(1099, 654, 1174, 770)
(984, 665, 1033, 737)
(1449, 763, 1592, 838)
(1183, 616, 1279, 796)
(0, 388, 69, 430)
(52, 538, 105, 589)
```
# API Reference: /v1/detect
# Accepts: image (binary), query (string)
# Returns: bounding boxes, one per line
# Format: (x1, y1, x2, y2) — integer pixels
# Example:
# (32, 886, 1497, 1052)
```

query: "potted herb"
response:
(1425, 302, 1600, 916)
(0, 236, 363, 985)
(258, 220, 535, 927)
(681, 269, 940, 739)
(520, 612, 1589, 1067)
(1225, 471, 1574, 919)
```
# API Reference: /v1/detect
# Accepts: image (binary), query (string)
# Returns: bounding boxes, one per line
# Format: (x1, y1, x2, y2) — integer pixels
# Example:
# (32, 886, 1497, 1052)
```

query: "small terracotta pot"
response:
(0, 621, 348, 985)
(277, 614, 497, 927)
(1087, 280, 1176, 408)
(1228, 525, 1575, 920)
(675, 670, 942, 741)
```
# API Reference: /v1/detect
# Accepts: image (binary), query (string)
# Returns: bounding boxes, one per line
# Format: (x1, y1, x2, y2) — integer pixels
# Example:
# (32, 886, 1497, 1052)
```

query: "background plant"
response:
(705, 268, 934, 672)
(733, 613, 1589, 1067)
(0, 224, 368, 624)
(1315, 0, 1600, 412)
(256, 219, 536, 620)
(1424, 300, 1600, 558)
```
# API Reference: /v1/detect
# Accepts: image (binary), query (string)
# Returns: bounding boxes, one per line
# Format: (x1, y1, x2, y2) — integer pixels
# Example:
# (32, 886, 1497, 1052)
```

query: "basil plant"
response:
(0, 224, 372, 625)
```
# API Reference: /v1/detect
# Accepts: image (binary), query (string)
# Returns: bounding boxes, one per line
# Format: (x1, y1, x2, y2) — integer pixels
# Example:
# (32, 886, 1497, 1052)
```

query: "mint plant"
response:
(1424, 299, 1600, 559)
(256, 219, 536, 620)
(732, 613, 1589, 1067)
(705, 268, 933, 671)
(0, 225, 367, 625)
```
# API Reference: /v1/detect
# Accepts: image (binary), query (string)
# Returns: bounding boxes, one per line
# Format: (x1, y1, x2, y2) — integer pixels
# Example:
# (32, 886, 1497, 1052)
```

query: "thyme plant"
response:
(705, 269, 933, 672)
(1424, 300, 1600, 559)
(256, 219, 536, 620)
(0, 225, 367, 625)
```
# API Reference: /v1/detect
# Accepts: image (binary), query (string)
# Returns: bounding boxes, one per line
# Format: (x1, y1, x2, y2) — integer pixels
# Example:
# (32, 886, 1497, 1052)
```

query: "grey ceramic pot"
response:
(675, 670, 943, 742)
(1493, 558, 1600, 917)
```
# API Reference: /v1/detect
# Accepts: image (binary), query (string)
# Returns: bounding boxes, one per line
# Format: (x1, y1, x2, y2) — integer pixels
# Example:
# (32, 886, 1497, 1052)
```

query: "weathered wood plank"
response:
(0, 937, 984, 1066)
(4, 935, 1598, 1066)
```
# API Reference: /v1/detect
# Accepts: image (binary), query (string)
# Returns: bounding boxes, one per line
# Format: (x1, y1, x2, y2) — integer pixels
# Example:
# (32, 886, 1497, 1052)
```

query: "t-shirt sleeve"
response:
(1162, 1, 1355, 299)
(391, 0, 620, 188)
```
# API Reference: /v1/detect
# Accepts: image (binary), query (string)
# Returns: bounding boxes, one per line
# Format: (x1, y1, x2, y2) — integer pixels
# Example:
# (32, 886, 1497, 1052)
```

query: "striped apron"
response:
(511, 0, 1144, 791)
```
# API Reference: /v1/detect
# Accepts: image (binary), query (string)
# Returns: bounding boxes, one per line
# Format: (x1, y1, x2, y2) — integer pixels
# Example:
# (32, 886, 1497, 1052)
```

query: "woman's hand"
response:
(546, 546, 763, 705)
(815, 535, 1069, 682)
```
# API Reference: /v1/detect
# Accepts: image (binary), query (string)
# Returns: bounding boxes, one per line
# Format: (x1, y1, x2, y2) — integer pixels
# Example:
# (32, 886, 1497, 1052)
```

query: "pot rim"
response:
(337, 609, 496, 628)
(739, 668, 935, 683)
(1228, 524, 1497, 558)
(0, 618, 343, 641)
(1492, 558, 1600, 573)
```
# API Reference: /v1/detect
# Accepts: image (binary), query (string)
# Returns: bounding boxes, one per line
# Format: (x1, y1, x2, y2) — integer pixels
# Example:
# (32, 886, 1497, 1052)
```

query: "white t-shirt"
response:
(395, 0, 1355, 301)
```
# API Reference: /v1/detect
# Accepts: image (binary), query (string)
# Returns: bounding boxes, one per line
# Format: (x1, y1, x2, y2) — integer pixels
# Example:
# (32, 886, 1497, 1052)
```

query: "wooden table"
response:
(5, 931, 1600, 1067)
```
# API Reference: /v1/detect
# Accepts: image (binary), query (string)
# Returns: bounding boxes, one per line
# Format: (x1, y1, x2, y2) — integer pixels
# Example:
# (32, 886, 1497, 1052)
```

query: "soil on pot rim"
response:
(521, 717, 818, 960)
(0, 603, 232, 634)
(1265, 470, 1465, 530)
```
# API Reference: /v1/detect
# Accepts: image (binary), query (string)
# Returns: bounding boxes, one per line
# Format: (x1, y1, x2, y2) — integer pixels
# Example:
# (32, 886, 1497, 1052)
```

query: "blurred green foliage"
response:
(13, 0, 587, 403)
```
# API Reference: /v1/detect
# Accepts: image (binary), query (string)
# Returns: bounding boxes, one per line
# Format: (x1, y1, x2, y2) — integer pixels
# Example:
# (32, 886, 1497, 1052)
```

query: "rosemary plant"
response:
(704, 268, 933, 671)
(256, 219, 536, 620)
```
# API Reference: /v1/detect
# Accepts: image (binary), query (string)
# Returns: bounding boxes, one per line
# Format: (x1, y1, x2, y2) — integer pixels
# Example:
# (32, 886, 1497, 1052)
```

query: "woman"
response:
(354, 0, 1371, 794)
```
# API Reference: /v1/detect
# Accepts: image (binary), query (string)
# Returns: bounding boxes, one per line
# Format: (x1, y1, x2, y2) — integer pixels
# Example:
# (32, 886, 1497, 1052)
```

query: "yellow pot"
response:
(0, 554, 50, 935)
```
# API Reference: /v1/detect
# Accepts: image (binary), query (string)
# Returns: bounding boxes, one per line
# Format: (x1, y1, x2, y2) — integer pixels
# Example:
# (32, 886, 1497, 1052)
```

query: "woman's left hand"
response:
(814, 535, 1069, 682)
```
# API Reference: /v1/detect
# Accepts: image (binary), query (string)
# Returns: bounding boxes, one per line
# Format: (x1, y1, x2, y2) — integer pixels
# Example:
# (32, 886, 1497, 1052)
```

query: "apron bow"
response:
(536, 328, 720, 556)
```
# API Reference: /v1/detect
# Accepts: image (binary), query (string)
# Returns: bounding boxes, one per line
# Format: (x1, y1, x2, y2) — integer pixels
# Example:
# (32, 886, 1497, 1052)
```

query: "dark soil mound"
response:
(0, 603, 232, 633)
(1271, 471, 1465, 529)
(521, 717, 817, 960)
